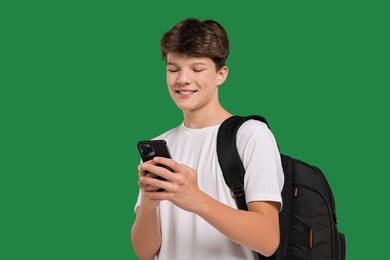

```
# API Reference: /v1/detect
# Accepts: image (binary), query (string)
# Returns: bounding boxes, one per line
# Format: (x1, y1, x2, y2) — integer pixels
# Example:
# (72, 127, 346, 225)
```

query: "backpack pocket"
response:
(290, 184, 336, 260)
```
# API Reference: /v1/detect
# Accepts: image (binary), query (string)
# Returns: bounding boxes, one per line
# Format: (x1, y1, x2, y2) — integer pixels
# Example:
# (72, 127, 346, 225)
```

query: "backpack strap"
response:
(217, 115, 275, 260)
(216, 115, 270, 211)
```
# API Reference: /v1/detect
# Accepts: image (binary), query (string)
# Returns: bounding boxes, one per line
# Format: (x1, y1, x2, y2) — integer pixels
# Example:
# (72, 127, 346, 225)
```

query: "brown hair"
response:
(160, 18, 230, 70)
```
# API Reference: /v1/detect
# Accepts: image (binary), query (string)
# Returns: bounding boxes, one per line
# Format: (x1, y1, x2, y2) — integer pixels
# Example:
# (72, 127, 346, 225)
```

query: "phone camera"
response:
(140, 144, 155, 157)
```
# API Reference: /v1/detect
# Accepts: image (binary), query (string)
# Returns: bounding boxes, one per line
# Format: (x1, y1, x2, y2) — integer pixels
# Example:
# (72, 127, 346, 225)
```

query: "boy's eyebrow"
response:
(166, 62, 208, 67)
(166, 62, 207, 66)
(192, 62, 207, 66)
(166, 62, 177, 66)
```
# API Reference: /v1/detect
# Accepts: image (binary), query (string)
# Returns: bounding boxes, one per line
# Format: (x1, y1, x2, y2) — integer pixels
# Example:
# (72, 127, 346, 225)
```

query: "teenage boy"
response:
(131, 18, 284, 260)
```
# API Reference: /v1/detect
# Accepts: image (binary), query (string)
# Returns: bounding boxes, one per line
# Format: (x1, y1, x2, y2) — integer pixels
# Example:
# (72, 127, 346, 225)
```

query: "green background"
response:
(1, 1, 389, 259)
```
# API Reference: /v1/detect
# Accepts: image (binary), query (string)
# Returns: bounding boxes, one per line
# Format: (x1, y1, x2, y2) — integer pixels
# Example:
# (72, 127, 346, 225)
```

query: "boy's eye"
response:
(167, 67, 179, 72)
(193, 68, 205, 72)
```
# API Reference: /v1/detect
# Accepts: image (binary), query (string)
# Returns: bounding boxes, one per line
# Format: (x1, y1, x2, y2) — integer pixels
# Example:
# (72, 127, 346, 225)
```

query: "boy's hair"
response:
(160, 18, 230, 70)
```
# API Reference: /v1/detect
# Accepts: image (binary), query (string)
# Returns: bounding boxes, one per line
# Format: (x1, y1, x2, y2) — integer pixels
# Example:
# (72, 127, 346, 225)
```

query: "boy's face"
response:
(166, 53, 228, 113)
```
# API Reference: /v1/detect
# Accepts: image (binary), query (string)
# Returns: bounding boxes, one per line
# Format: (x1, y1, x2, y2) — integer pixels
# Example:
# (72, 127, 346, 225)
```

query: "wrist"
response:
(192, 191, 212, 215)
(139, 200, 159, 212)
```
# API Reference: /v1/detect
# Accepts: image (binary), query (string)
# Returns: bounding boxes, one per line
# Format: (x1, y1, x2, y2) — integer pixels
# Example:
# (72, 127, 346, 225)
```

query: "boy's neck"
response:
(183, 107, 232, 129)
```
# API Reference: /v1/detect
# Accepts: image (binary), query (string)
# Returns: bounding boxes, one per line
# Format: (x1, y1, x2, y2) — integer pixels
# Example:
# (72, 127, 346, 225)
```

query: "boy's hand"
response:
(138, 160, 163, 209)
(139, 157, 205, 213)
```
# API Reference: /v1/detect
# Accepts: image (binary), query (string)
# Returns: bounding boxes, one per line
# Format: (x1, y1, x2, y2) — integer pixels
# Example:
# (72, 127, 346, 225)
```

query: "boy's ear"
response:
(217, 66, 229, 86)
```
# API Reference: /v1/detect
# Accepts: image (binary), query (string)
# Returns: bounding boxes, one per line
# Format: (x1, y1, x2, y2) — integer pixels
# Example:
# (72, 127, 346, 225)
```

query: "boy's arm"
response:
(131, 204, 161, 260)
(131, 162, 163, 260)
(195, 194, 280, 257)
(140, 157, 280, 257)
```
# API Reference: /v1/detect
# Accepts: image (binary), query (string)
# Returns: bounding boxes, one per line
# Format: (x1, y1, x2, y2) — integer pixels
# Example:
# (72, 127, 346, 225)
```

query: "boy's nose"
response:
(176, 71, 191, 85)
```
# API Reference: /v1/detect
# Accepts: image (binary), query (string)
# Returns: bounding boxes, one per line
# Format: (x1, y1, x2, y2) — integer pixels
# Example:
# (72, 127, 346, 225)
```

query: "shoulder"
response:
(237, 119, 272, 138)
(236, 119, 279, 152)
(241, 119, 269, 129)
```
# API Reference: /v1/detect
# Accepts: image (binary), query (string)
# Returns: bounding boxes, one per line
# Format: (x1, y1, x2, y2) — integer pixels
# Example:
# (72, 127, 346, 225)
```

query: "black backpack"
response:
(216, 115, 346, 260)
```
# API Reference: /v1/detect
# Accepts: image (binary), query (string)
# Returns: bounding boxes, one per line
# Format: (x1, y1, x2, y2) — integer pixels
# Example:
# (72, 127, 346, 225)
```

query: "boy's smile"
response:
(166, 53, 228, 113)
(175, 89, 198, 97)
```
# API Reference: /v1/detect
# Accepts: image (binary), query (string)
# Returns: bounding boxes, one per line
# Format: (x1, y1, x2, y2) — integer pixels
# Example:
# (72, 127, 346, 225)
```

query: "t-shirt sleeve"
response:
(134, 190, 141, 212)
(236, 120, 284, 210)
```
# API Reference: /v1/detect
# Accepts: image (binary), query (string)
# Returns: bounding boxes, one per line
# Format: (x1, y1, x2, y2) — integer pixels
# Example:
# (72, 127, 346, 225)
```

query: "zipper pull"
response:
(310, 229, 313, 249)
(294, 186, 298, 197)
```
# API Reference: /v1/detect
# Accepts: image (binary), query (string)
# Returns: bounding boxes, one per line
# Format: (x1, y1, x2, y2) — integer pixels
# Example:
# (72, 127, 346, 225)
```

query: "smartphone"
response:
(137, 140, 172, 162)
(137, 140, 172, 191)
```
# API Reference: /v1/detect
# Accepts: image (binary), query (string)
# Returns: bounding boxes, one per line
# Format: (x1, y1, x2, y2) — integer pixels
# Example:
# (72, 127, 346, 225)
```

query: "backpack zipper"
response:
(294, 183, 336, 260)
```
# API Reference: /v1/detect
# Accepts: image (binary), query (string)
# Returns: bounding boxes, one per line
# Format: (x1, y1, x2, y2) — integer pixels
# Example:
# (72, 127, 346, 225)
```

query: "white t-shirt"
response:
(135, 120, 284, 260)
